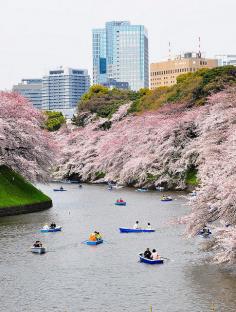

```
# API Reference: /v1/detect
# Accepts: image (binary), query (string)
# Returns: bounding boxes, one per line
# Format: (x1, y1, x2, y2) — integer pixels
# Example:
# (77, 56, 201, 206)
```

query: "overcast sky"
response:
(0, 0, 235, 89)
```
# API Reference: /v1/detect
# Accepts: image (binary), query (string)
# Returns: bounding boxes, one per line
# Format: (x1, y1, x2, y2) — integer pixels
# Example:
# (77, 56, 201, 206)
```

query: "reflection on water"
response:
(0, 183, 235, 312)
(185, 265, 236, 311)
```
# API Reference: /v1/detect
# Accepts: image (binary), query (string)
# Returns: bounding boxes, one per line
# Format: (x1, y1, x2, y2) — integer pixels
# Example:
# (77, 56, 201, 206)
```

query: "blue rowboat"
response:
(161, 197, 173, 202)
(119, 228, 155, 233)
(53, 189, 67, 192)
(115, 201, 126, 206)
(139, 254, 164, 264)
(86, 239, 103, 245)
(40, 226, 62, 233)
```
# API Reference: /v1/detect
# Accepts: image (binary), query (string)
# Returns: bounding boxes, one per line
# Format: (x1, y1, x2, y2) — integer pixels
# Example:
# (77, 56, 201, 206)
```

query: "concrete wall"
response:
(0, 201, 52, 217)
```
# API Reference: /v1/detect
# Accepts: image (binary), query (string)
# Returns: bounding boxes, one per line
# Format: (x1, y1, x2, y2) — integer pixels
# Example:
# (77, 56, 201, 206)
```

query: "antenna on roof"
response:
(168, 41, 171, 60)
(198, 37, 202, 58)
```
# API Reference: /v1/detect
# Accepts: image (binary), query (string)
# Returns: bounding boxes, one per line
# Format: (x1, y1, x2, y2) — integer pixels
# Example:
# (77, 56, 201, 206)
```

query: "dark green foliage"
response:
(77, 85, 147, 120)
(132, 66, 236, 112)
(0, 165, 51, 208)
(99, 121, 112, 130)
(185, 167, 199, 186)
(44, 111, 66, 131)
(146, 173, 159, 182)
(192, 66, 236, 104)
(95, 171, 106, 180)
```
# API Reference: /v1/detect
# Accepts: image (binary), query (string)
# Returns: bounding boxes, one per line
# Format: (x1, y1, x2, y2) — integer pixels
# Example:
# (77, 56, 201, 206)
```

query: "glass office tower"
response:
(93, 21, 149, 91)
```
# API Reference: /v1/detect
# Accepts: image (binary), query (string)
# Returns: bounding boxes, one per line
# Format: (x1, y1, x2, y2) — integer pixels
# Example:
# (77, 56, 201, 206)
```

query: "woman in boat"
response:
(151, 249, 160, 260)
(95, 231, 102, 240)
(33, 241, 42, 248)
(89, 232, 97, 241)
(144, 248, 152, 259)
(147, 222, 152, 230)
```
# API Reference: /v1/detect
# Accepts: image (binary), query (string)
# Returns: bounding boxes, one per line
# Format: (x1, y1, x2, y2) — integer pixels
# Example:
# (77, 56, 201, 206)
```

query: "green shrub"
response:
(76, 86, 146, 120)
(185, 167, 199, 186)
(44, 111, 66, 131)
(95, 171, 106, 180)
(146, 173, 158, 182)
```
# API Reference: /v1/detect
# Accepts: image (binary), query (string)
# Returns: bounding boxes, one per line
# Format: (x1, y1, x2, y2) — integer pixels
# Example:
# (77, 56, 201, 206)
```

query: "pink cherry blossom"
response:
(0, 92, 56, 182)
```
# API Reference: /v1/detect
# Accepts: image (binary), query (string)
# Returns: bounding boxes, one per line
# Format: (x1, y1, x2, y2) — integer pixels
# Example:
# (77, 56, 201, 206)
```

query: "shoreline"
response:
(0, 200, 52, 217)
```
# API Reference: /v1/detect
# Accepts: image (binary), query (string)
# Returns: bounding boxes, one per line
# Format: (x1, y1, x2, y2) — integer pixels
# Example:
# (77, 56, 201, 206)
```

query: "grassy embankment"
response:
(0, 165, 51, 209)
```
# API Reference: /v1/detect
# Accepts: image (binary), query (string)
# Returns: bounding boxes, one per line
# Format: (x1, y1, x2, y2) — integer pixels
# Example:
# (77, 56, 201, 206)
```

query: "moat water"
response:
(0, 183, 235, 312)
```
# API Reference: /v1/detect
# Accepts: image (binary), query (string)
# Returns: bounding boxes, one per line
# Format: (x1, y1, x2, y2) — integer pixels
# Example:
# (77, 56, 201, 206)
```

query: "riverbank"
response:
(0, 165, 52, 217)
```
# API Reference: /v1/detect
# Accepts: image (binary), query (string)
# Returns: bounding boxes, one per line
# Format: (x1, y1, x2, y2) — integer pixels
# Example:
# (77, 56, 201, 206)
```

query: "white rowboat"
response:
(31, 247, 46, 254)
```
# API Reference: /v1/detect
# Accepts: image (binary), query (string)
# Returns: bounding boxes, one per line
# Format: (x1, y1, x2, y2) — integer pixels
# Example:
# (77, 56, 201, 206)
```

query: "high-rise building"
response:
(215, 55, 236, 67)
(42, 67, 90, 112)
(93, 21, 149, 91)
(13, 79, 42, 109)
(150, 52, 218, 89)
(93, 28, 107, 85)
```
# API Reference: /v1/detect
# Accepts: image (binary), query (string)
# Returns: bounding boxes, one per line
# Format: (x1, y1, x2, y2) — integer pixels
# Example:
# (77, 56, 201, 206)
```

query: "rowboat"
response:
(156, 186, 165, 191)
(161, 197, 173, 202)
(112, 185, 124, 189)
(31, 247, 46, 254)
(40, 226, 62, 233)
(119, 228, 155, 233)
(53, 188, 67, 192)
(136, 188, 148, 192)
(86, 239, 103, 245)
(115, 201, 126, 206)
(139, 254, 164, 264)
(197, 229, 211, 237)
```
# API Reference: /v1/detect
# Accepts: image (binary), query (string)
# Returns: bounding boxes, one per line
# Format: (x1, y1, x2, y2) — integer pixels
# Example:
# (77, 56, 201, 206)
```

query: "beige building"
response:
(150, 52, 218, 89)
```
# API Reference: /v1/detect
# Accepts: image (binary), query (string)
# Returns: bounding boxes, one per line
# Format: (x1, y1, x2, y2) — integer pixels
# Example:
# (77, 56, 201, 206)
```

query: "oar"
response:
(161, 256, 170, 260)
(101, 239, 111, 244)
(81, 240, 88, 244)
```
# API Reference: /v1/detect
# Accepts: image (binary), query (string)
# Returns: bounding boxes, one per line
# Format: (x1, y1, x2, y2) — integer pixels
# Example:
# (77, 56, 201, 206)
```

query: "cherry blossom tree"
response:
(55, 87, 236, 263)
(0, 92, 56, 182)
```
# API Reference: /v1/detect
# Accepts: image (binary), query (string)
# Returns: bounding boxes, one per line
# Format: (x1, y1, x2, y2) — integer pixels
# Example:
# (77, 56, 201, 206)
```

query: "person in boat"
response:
(151, 249, 160, 260)
(33, 241, 42, 248)
(78, 184, 82, 188)
(95, 231, 102, 240)
(133, 221, 141, 229)
(117, 198, 124, 203)
(144, 248, 152, 259)
(50, 222, 56, 229)
(147, 222, 152, 230)
(89, 232, 97, 241)
(202, 226, 210, 234)
(43, 224, 49, 230)
(60, 186, 64, 190)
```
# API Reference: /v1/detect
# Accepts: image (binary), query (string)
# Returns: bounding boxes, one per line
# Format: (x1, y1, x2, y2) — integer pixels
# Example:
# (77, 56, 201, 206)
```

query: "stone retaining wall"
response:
(0, 201, 52, 217)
